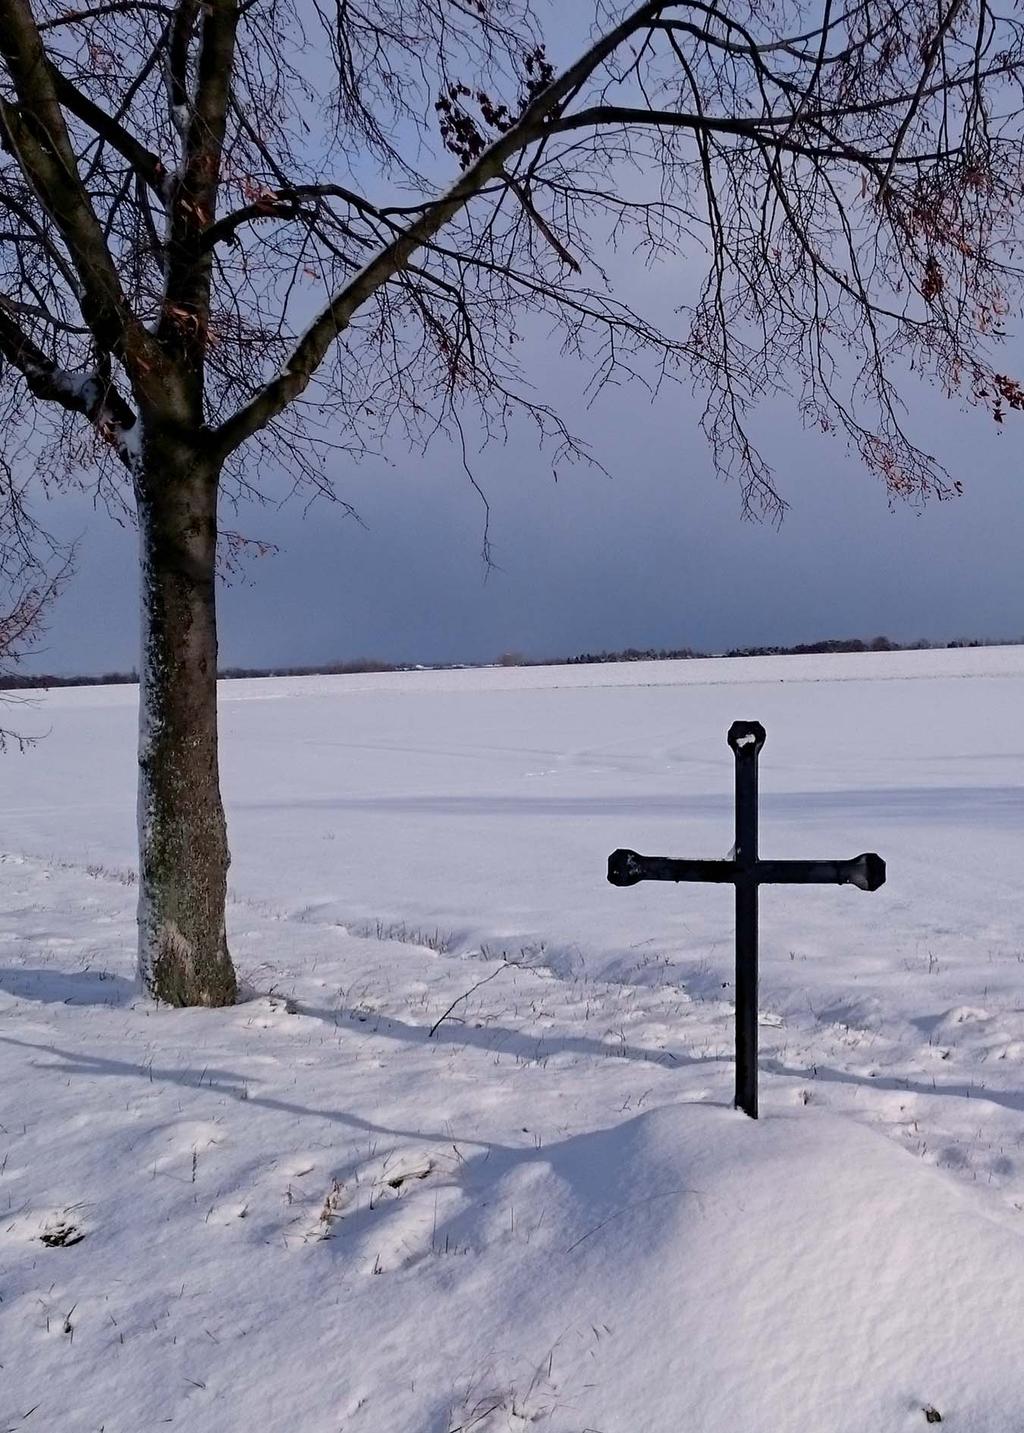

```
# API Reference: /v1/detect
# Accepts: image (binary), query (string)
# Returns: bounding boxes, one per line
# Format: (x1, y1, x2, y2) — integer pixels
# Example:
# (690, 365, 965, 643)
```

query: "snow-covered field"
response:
(2, 645, 1023, 1432)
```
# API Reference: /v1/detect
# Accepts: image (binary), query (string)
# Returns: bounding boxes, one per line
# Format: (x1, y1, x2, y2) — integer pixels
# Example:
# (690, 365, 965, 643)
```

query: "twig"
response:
(428, 960, 519, 1038)
(447, 1404, 504, 1433)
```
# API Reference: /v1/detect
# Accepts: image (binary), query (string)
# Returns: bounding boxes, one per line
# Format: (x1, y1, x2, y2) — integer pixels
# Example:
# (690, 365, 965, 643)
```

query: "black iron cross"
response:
(607, 721, 885, 1119)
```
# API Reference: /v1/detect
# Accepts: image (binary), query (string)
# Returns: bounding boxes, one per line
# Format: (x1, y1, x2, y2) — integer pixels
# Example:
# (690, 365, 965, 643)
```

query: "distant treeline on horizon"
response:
(560, 634, 1021, 664)
(3, 634, 1021, 691)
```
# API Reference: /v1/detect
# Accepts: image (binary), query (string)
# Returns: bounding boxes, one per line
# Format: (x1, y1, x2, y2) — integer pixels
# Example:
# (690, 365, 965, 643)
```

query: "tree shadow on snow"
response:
(761, 1055, 1024, 1115)
(0, 966, 135, 1006)
(0, 1034, 478, 1145)
(299, 1000, 720, 1072)
(0, 1020, 723, 1159)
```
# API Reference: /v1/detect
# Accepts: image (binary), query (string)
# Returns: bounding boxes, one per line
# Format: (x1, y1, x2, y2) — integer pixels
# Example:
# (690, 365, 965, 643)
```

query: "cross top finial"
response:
(727, 720, 766, 754)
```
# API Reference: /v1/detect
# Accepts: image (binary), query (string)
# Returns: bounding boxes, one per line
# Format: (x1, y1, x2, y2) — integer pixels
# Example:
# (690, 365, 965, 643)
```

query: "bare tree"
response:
(1, 0, 1021, 1003)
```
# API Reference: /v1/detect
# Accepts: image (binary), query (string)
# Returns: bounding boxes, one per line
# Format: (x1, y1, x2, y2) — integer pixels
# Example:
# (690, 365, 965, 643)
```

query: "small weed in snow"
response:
(317, 1178, 347, 1236)
(40, 1220, 85, 1248)
(356, 918, 455, 954)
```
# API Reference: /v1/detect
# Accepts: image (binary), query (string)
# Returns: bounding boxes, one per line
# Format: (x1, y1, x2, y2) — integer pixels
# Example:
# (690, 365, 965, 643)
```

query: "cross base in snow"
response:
(607, 721, 886, 1119)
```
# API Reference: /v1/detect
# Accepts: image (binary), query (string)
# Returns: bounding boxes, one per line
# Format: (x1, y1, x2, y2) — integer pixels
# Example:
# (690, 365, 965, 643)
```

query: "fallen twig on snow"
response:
(428, 960, 520, 1039)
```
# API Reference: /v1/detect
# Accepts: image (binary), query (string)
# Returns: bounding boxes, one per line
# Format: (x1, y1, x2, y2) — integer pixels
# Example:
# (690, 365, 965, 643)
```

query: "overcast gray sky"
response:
(26, 357, 1022, 676)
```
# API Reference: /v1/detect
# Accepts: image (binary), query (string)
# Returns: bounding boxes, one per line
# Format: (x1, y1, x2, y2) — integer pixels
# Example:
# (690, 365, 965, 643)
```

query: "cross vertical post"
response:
(729, 720, 766, 1120)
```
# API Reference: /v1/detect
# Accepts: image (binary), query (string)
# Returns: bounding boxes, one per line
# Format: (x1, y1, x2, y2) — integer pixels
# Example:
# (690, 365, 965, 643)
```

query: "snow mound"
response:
(10, 1081, 1024, 1431)
(423, 1103, 1024, 1432)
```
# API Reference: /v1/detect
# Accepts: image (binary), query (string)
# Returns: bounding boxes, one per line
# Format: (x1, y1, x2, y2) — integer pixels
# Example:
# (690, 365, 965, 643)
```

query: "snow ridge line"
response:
(0, 845, 720, 1011)
(1, 846, 732, 1079)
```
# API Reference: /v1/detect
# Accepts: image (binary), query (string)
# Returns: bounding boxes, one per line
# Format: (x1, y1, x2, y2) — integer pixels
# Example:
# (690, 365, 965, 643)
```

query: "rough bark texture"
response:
(135, 435, 235, 1006)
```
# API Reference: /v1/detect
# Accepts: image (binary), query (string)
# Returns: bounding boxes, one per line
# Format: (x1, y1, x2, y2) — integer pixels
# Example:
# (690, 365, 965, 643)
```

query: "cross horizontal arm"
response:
(607, 850, 736, 887)
(607, 848, 886, 890)
(757, 853, 886, 891)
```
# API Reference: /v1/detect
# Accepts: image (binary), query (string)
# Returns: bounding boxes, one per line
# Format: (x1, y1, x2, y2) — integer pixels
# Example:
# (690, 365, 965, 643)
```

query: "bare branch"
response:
(0, 295, 138, 464)
(215, 0, 669, 453)
(48, 65, 168, 193)
(0, 0, 149, 364)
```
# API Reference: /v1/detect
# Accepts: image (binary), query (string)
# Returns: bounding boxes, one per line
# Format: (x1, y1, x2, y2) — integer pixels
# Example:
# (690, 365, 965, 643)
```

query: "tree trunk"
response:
(135, 440, 236, 1005)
